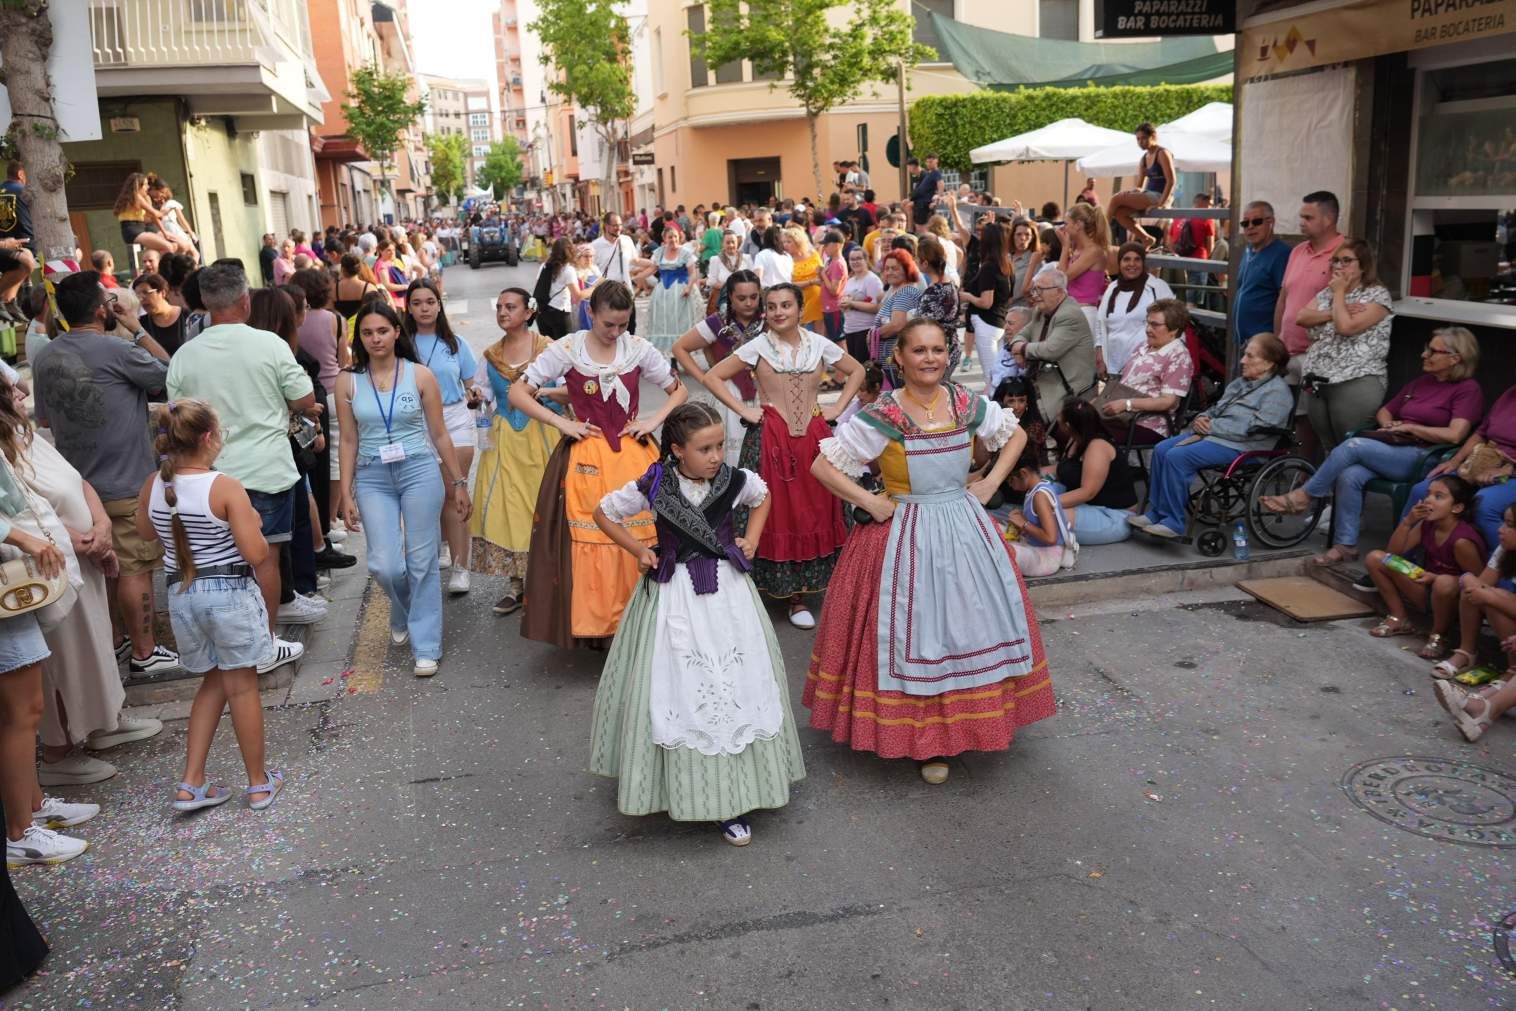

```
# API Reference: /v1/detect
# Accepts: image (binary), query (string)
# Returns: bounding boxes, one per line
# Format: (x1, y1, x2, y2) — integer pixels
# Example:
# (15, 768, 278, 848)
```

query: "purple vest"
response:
(637, 464, 750, 595)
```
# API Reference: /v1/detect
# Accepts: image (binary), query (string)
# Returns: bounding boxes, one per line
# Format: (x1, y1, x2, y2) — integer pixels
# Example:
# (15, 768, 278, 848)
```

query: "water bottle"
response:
(1232, 521, 1250, 562)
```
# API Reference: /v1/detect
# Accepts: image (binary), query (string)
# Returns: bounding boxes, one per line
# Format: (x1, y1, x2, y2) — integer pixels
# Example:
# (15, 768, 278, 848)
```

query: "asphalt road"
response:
(6, 257, 1515, 1011)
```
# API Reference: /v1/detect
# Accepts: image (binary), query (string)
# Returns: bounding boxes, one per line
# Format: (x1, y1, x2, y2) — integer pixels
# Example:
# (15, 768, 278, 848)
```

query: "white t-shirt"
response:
(160, 199, 190, 239)
(754, 248, 793, 286)
(548, 264, 578, 311)
(590, 233, 638, 284)
(841, 272, 885, 333)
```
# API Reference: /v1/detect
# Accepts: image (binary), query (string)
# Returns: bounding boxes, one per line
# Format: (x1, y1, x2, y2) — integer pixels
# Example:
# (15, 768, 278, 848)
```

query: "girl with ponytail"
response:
(589, 401, 803, 847)
(671, 268, 763, 466)
(137, 399, 290, 813)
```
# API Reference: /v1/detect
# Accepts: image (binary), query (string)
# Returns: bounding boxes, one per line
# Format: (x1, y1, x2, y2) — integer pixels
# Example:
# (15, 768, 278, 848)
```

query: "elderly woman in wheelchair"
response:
(1129, 334, 1296, 542)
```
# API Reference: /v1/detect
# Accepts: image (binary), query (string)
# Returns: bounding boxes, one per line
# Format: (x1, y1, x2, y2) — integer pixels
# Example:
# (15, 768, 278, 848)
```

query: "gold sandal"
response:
(1418, 633, 1449, 659)
(1369, 616, 1417, 638)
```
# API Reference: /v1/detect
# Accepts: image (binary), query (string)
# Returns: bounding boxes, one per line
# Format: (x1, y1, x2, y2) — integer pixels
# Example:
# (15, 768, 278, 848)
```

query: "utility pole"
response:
(896, 59, 909, 204)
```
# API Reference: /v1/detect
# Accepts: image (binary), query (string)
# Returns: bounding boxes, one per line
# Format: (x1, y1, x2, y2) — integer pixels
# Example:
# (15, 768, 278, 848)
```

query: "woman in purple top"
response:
(1403, 382, 1516, 554)
(1262, 326, 1484, 566)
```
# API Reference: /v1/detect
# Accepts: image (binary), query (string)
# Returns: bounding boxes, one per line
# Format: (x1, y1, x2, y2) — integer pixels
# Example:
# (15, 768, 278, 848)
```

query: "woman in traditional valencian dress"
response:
(671, 269, 764, 466)
(634, 225, 704, 356)
(467, 287, 564, 616)
(701, 283, 864, 629)
(509, 282, 687, 649)
(806, 316, 1057, 784)
(589, 403, 805, 847)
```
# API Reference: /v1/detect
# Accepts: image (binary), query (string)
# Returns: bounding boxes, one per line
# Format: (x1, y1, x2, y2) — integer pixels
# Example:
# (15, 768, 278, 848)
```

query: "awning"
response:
(928, 12, 1232, 90)
(1161, 101, 1233, 140)
(1076, 130, 1232, 176)
(970, 118, 1132, 165)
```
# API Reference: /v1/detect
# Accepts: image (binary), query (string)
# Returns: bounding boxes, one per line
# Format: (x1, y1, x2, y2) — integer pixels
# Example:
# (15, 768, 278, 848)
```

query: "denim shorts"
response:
(247, 485, 296, 544)
(0, 611, 50, 674)
(166, 575, 273, 673)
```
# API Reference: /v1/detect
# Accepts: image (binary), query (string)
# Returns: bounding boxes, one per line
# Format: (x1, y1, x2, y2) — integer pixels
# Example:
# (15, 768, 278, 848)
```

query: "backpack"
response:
(531, 261, 554, 310)
(1172, 219, 1200, 258)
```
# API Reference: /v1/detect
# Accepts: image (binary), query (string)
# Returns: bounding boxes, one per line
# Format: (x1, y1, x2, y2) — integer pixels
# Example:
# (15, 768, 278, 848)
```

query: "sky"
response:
(408, 0, 499, 93)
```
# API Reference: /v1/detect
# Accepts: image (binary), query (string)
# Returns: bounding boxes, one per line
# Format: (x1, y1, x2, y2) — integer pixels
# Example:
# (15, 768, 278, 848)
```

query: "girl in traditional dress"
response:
(701, 283, 864, 629)
(509, 282, 688, 649)
(671, 269, 764, 466)
(468, 288, 565, 616)
(589, 402, 805, 846)
(573, 243, 601, 331)
(806, 317, 1057, 785)
(635, 225, 704, 356)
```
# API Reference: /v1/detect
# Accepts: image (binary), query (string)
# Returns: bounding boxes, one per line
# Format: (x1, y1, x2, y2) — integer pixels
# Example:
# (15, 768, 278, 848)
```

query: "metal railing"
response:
(89, 0, 304, 68)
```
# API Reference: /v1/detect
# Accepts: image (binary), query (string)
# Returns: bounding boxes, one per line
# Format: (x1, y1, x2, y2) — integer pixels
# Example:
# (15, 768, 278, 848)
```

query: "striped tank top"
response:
(147, 471, 244, 573)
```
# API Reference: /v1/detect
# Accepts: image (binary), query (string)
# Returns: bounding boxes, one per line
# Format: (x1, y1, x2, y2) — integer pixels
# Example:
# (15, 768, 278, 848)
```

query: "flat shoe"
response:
(1127, 513, 1154, 529)
(918, 760, 950, 785)
(492, 593, 522, 615)
(717, 817, 752, 846)
(1432, 678, 1467, 717)
(173, 781, 234, 813)
(787, 607, 816, 630)
(414, 658, 438, 677)
(1369, 617, 1417, 638)
(246, 770, 285, 811)
(1431, 649, 1474, 679)
(1146, 523, 1181, 539)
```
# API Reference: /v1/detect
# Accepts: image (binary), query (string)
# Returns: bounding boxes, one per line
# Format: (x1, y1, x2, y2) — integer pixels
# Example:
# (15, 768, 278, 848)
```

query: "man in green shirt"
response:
(166, 263, 321, 648)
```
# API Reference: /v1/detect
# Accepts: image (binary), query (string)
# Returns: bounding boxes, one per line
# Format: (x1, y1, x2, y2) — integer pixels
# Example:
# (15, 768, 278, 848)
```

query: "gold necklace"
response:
(902, 386, 945, 424)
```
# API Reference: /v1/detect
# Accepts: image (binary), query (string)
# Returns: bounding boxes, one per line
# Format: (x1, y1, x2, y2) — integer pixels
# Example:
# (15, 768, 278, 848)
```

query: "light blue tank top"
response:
(351, 360, 433, 460)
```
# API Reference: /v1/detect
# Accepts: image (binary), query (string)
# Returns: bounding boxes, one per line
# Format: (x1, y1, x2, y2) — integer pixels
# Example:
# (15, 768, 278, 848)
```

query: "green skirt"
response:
(589, 575, 807, 821)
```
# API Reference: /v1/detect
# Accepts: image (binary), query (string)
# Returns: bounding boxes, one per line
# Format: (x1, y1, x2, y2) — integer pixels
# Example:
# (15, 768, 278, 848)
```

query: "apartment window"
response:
(64, 160, 142, 210)
(711, 4, 743, 84)
(686, 6, 707, 88)
(653, 27, 664, 94)
(913, 0, 953, 59)
(671, 165, 677, 194)
(241, 172, 258, 205)
(470, 112, 488, 127)
(570, 129, 577, 156)
(189, 0, 246, 22)
(472, 127, 490, 142)
(473, 145, 489, 157)
(1039, 0, 1078, 40)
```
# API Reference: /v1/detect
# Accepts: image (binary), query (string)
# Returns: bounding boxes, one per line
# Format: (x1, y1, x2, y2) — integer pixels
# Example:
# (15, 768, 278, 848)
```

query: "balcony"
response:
(88, 0, 328, 129)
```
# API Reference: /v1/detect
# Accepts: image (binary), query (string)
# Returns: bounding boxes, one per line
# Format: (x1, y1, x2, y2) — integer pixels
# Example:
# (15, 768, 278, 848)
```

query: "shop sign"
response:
(1242, 0, 1515, 80)
(1096, 0, 1235, 37)
(631, 152, 655, 166)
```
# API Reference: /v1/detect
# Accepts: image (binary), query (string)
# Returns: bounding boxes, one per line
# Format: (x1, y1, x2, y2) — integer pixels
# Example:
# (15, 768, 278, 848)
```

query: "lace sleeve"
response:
(599, 480, 650, 522)
(736, 469, 770, 507)
(818, 416, 890, 478)
(977, 397, 1020, 453)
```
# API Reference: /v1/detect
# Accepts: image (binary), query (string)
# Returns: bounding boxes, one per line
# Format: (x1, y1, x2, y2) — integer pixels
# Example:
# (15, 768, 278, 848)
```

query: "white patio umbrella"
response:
(1160, 101, 1233, 141)
(1075, 130, 1234, 177)
(969, 117, 1133, 208)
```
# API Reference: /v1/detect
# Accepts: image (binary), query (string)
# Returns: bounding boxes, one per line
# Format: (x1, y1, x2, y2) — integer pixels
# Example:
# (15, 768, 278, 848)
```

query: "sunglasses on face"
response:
(1329, 256, 1358, 266)
(1241, 217, 1270, 228)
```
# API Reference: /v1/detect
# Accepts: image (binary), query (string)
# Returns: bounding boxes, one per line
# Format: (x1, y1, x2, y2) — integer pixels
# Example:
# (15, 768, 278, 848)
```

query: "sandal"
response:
(717, 816, 752, 847)
(172, 780, 233, 813)
(246, 770, 285, 811)
(1261, 492, 1310, 516)
(1448, 695, 1495, 743)
(1431, 648, 1475, 679)
(1311, 545, 1360, 567)
(1369, 616, 1417, 638)
(1418, 633, 1449, 660)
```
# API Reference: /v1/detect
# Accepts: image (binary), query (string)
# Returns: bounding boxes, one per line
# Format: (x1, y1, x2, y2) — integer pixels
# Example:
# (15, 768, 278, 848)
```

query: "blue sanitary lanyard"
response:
(420, 333, 443, 370)
(370, 360, 401, 439)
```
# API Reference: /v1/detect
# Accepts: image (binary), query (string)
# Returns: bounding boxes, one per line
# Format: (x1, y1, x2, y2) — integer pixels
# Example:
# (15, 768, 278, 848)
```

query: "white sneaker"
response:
(439, 545, 452, 569)
(390, 627, 410, 646)
(85, 715, 163, 751)
(448, 568, 470, 595)
(327, 527, 348, 545)
(414, 658, 438, 677)
(33, 796, 100, 829)
(316, 572, 332, 591)
(256, 637, 305, 674)
(276, 593, 327, 625)
(37, 753, 118, 786)
(7, 825, 88, 867)
(128, 645, 183, 676)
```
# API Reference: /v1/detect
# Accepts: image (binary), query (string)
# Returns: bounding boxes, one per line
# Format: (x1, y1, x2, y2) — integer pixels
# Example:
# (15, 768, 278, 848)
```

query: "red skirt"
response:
(803, 520, 1055, 759)
(748, 406, 847, 563)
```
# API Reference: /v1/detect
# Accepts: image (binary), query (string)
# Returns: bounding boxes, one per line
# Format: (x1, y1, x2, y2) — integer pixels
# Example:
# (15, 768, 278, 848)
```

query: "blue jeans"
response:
(1403, 475, 1516, 556)
(1144, 435, 1241, 533)
(1303, 437, 1425, 548)
(354, 452, 446, 660)
(167, 575, 271, 674)
(1070, 504, 1133, 544)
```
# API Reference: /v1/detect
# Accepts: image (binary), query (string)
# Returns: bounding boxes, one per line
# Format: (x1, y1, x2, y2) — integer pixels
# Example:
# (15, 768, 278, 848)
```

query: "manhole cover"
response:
(1342, 757, 1516, 848)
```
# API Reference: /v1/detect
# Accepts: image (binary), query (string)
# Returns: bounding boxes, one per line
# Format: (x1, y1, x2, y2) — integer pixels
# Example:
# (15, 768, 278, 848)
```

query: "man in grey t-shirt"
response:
(32, 271, 181, 677)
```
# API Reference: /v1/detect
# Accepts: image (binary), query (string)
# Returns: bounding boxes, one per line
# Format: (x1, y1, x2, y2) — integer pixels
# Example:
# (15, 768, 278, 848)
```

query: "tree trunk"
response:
(806, 113, 822, 204)
(598, 125, 620, 217)
(0, 0, 76, 262)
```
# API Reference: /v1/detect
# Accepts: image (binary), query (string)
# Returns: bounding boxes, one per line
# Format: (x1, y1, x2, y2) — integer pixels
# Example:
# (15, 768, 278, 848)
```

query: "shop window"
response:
(1409, 56, 1516, 305)
(65, 160, 142, 210)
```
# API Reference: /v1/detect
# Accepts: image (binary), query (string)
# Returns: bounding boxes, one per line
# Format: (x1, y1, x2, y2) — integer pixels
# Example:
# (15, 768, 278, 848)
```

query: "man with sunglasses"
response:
(1233, 201, 1288, 346)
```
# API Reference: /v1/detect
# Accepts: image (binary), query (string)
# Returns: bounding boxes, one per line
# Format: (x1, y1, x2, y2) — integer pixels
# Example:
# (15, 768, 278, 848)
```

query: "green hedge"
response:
(910, 84, 1233, 171)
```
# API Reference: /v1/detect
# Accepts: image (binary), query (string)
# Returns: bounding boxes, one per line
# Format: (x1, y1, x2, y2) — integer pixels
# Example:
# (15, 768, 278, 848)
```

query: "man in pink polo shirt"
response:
(1274, 190, 1344, 356)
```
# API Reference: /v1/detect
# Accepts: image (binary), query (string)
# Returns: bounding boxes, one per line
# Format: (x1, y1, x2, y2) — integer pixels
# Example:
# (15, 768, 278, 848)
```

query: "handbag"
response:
(0, 462, 74, 628)
(1092, 378, 1150, 427)
(1458, 441, 1514, 484)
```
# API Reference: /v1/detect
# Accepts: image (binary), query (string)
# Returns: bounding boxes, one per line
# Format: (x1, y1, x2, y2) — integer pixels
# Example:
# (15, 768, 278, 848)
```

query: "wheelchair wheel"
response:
(1196, 529, 1228, 557)
(1246, 456, 1323, 549)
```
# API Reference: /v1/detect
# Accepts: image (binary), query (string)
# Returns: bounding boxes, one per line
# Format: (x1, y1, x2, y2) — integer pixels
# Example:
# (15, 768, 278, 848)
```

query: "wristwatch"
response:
(1125, 399, 1132, 413)
(452, 477, 468, 488)
(129, 330, 147, 346)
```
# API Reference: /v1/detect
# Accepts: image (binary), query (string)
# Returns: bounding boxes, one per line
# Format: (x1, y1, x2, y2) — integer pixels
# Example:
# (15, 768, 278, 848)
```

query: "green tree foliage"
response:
(910, 83, 1233, 171)
(695, 0, 932, 199)
(342, 64, 427, 192)
(478, 138, 524, 201)
(425, 133, 468, 205)
(529, 0, 634, 213)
